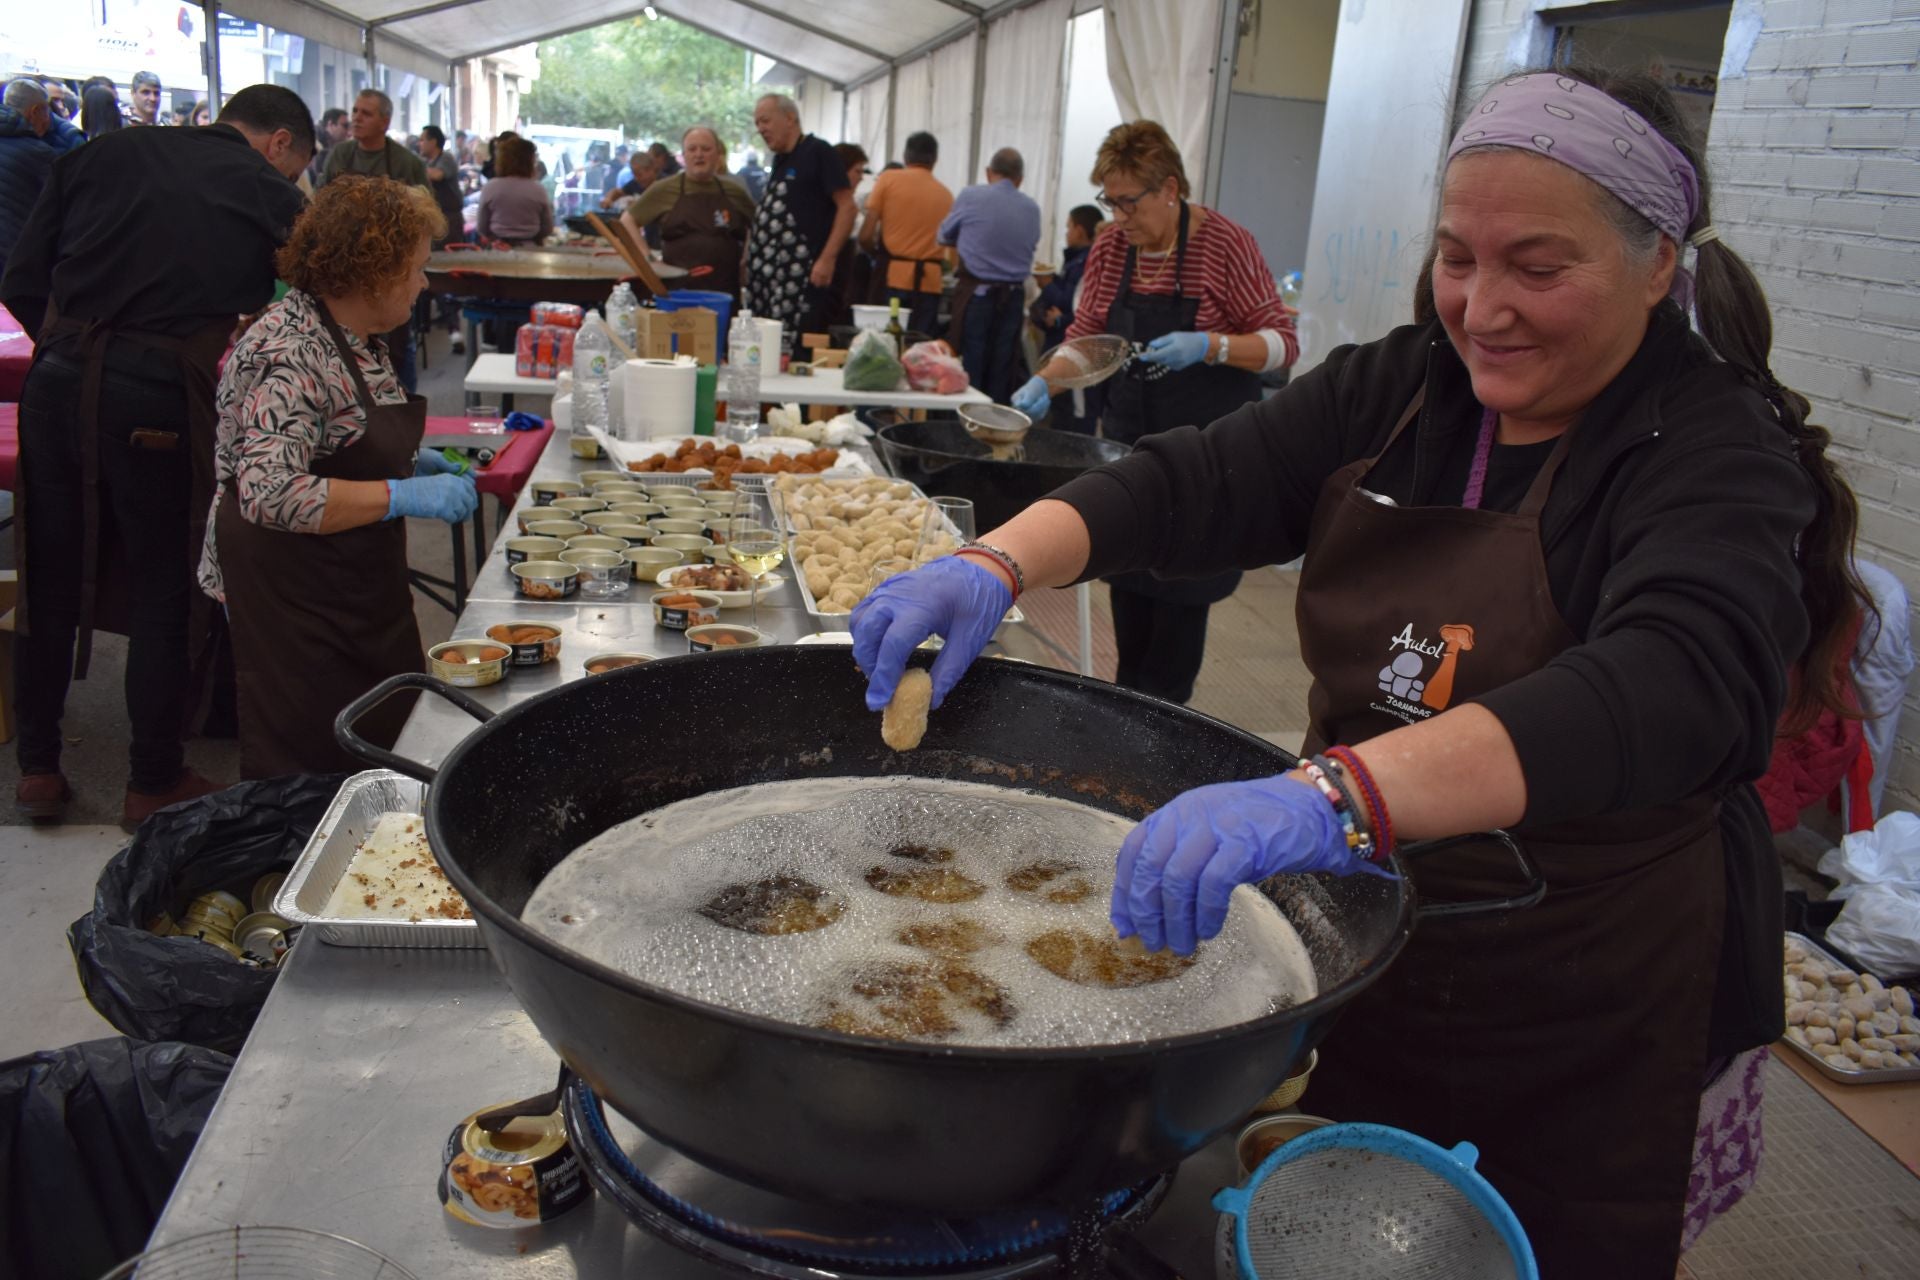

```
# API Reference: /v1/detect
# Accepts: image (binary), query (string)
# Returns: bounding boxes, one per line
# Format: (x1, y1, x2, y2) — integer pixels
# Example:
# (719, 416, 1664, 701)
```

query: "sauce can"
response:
(251, 872, 287, 915)
(439, 1104, 589, 1228)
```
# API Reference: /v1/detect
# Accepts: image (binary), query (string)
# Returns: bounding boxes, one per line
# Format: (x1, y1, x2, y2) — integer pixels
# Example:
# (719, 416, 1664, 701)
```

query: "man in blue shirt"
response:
(938, 147, 1040, 401)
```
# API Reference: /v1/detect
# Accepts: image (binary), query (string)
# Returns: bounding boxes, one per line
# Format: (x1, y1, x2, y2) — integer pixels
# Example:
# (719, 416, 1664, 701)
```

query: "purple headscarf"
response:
(1448, 73, 1705, 301)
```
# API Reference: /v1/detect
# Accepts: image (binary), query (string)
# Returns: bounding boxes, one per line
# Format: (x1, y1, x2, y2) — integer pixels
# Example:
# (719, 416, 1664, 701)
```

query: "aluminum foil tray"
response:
(1780, 932, 1920, 1085)
(273, 770, 483, 949)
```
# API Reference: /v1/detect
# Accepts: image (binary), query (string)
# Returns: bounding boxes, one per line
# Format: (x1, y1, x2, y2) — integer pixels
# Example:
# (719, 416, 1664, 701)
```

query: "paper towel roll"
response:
(756, 318, 784, 366)
(618, 358, 699, 441)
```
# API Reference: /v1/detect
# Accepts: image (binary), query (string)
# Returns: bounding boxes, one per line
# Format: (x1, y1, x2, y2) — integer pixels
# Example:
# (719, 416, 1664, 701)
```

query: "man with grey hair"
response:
(744, 92, 853, 348)
(319, 87, 430, 391)
(0, 79, 58, 283)
(938, 146, 1040, 400)
(130, 70, 163, 126)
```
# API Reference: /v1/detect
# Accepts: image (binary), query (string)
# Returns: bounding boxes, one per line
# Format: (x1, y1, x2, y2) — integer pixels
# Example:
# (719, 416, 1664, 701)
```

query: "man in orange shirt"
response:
(860, 131, 953, 336)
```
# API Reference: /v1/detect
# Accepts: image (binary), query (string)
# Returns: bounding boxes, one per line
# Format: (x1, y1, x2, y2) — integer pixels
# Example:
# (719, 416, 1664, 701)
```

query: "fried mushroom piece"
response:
(888, 843, 954, 864)
(1005, 858, 1095, 905)
(897, 918, 1000, 957)
(819, 959, 1017, 1040)
(865, 864, 986, 903)
(1026, 928, 1197, 988)
(697, 875, 846, 935)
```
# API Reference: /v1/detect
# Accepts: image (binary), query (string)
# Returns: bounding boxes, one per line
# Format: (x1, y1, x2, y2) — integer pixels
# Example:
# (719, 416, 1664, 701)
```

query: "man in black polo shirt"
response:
(1, 84, 311, 826)
(742, 93, 853, 349)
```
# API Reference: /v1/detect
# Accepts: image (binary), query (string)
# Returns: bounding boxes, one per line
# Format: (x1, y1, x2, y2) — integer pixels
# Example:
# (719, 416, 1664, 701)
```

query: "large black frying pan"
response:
(337, 647, 1539, 1214)
(864, 411, 1132, 532)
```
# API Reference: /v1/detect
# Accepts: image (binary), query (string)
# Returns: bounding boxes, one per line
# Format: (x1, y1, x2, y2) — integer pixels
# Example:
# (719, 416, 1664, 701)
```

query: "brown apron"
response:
(19, 314, 231, 694)
(215, 301, 426, 778)
(1297, 393, 1722, 1278)
(943, 258, 1022, 351)
(874, 242, 945, 320)
(658, 174, 746, 301)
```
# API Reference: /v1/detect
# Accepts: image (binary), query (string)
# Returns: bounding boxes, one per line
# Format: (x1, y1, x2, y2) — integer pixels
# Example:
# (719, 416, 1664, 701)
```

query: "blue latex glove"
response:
(1011, 374, 1051, 419)
(1140, 331, 1210, 371)
(850, 556, 1013, 712)
(414, 447, 465, 476)
(386, 473, 479, 523)
(1112, 775, 1395, 955)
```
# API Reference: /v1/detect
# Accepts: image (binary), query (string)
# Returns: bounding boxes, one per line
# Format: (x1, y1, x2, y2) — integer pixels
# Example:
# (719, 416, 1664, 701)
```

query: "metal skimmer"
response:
(1213, 1122, 1537, 1280)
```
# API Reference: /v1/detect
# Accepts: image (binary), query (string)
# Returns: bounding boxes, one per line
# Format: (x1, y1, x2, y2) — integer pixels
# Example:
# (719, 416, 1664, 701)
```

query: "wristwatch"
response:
(1209, 333, 1231, 366)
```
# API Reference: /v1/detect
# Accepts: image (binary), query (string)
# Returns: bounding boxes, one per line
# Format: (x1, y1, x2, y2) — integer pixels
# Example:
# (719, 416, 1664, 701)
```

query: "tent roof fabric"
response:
(318, 0, 996, 83)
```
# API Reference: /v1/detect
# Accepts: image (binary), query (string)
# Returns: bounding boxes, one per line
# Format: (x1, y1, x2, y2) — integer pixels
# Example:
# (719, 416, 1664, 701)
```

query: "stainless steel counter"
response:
(147, 429, 1242, 1277)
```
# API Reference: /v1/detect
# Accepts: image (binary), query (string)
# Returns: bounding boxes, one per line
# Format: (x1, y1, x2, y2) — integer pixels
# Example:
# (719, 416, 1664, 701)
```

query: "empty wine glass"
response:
(915, 496, 976, 564)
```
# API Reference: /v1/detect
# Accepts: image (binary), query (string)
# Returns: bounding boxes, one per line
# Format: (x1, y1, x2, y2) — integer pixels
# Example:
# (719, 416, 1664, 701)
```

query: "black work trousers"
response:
(1108, 582, 1211, 705)
(16, 355, 193, 790)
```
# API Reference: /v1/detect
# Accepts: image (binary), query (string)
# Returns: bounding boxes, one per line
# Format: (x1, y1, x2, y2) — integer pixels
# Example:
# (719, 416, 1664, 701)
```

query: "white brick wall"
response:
(1457, 2, 1920, 808)
(1703, 3, 1920, 809)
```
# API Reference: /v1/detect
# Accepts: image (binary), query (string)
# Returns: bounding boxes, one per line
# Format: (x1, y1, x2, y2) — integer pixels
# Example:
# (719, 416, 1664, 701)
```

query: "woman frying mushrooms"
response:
(201, 176, 477, 777)
(852, 67, 1864, 1277)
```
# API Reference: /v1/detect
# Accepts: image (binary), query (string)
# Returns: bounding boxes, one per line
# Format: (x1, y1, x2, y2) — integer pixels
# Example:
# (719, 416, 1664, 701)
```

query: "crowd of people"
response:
(0, 72, 1147, 823)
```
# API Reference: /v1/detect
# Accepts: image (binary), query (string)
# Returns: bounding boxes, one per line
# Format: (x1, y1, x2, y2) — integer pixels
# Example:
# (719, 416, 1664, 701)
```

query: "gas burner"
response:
(562, 1076, 1172, 1279)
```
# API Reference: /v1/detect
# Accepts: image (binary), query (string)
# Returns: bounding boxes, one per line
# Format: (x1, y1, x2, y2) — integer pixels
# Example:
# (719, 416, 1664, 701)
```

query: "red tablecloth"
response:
(0, 402, 16, 490)
(0, 303, 32, 403)
(424, 417, 552, 503)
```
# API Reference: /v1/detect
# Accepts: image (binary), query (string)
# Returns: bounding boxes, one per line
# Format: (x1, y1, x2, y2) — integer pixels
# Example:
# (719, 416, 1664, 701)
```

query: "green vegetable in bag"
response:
(842, 329, 904, 392)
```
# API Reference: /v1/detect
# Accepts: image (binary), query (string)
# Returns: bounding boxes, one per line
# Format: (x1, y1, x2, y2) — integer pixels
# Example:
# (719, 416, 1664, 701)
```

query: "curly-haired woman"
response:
(201, 175, 478, 776)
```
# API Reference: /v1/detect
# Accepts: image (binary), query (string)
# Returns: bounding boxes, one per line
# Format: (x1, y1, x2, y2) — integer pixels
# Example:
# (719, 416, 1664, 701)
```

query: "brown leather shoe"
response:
(16, 772, 72, 821)
(122, 769, 225, 831)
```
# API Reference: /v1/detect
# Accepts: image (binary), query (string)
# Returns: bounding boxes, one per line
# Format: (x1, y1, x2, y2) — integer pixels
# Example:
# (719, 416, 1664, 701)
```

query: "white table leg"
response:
(1077, 580, 1094, 676)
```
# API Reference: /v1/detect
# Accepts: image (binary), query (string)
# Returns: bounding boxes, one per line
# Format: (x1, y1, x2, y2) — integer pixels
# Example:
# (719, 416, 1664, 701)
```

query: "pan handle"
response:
(1399, 829, 1545, 920)
(332, 672, 495, 783)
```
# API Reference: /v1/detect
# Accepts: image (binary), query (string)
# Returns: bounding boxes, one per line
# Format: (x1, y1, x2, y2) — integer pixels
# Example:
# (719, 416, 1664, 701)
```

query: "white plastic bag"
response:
(1819, 810, 1920, 976)
(1818, 810, 1920, 891)
(1826, 885, 1920, 977)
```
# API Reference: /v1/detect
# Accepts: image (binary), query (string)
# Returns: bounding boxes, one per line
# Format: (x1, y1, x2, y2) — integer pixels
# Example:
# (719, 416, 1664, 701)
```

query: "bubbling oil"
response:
(523, 777, 1318, 1048)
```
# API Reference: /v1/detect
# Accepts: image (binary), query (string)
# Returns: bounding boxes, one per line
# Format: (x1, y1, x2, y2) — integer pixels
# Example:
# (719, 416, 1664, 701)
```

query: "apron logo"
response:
(1377, 623, 1477, 718)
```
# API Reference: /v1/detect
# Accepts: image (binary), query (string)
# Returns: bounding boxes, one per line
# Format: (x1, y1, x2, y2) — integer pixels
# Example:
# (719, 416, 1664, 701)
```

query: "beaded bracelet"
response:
(956, 541, 1026, 598)
(1298, 758, 1373, 858)
(1309, 754, 1376, 859)
(1326, 745, 1394, 861)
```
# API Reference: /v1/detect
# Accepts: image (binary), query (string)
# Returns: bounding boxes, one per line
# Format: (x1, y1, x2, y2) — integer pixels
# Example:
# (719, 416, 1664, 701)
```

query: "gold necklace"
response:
(1135, 236, 1177, 289)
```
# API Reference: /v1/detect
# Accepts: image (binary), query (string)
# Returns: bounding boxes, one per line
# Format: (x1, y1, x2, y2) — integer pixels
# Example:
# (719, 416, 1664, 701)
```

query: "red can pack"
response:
(529, 301, 585, 329)
(514, 325, 577, 379)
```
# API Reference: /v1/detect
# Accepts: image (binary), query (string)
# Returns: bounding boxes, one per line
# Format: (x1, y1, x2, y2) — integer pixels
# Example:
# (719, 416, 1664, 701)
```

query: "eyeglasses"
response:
(1096, 188, 1153, 215)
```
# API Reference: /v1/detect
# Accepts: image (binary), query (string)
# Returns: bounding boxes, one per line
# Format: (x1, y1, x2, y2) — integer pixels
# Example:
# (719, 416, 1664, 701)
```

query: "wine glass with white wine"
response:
(726, 486, 788, 628)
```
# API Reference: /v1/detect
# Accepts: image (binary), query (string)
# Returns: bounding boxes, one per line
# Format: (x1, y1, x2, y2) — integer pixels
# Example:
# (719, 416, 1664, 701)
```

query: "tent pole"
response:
(1201, 0, 1239, 208)
(968, 19, 987, 179)
(202, 0, 223, 107)
(885, 67, 898, 163)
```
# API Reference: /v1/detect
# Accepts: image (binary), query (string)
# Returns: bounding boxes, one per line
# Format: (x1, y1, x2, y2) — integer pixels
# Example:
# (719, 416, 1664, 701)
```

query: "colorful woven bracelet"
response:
(1299, 759, 1371, 857)
(1326, 745, 1394, 860)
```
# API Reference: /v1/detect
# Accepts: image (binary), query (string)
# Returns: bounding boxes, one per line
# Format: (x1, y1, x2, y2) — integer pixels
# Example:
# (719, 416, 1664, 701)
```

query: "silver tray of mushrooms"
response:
(1780, 932, 1920, 1083)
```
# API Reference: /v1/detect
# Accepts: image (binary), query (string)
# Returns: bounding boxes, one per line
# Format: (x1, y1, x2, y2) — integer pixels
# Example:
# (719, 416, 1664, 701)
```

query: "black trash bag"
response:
(68, 773, 346, 1053)
(0, 1036, 232, 1280)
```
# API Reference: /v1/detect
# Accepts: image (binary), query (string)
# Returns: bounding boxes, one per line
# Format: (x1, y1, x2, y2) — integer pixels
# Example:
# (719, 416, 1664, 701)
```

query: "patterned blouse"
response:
(198, 289, 408, 601)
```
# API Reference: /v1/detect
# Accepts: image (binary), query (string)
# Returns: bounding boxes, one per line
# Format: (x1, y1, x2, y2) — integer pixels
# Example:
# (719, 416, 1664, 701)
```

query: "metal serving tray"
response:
(1779, 931, 1920, 1084)
(781, 475, 1021, 631)
(273, 770, 483, 949)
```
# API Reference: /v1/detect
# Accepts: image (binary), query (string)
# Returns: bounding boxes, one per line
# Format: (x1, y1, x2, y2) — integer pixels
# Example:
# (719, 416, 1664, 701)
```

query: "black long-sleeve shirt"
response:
(2, 123, 304, 379)
(1054, 306, 1816, 1056)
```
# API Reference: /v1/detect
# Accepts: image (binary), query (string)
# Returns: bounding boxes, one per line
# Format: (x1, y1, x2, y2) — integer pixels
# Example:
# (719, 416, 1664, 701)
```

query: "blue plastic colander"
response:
(1213, 1122, 1538, 1280)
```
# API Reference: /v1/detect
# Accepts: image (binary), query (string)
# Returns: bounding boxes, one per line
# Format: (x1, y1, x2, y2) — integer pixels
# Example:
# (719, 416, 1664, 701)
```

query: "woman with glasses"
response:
(1010, 120, 1299, 704)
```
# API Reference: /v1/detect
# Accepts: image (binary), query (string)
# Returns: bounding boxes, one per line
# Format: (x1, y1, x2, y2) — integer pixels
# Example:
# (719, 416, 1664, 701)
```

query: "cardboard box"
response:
(633, 308, 717, 364)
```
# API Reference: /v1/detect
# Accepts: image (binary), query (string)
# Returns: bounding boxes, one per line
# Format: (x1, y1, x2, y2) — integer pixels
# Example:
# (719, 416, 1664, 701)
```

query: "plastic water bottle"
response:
(572, 317, 611, 440)
(605, 282, 638, 350)
(724, 310, 762, 444)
